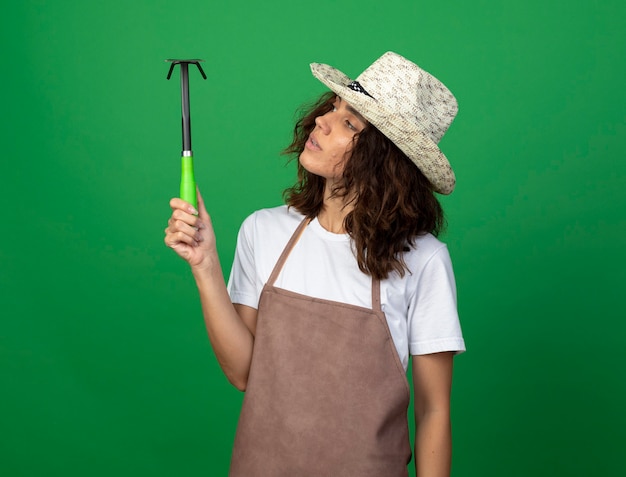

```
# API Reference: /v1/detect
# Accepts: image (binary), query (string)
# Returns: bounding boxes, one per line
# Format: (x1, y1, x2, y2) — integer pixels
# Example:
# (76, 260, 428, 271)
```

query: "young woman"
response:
(165, 51, 465, 477)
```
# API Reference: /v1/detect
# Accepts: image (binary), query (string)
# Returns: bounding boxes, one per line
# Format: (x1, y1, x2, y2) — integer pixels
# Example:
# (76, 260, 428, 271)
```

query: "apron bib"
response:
(229, 218, 411, 476)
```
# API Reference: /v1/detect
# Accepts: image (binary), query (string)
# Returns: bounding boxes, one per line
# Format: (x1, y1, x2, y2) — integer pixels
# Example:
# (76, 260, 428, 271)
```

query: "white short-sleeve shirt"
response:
(227, 206, 465, 370)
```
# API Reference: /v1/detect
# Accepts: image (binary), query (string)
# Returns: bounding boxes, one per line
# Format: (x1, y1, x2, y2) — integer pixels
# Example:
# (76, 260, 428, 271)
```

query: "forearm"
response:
(192, 256, 254, 391)
(414, 410, 452, 477)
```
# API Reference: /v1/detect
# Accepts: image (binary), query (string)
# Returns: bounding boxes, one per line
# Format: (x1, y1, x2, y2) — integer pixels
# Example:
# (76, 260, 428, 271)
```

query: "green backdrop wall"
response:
(1, 1, 624, 476)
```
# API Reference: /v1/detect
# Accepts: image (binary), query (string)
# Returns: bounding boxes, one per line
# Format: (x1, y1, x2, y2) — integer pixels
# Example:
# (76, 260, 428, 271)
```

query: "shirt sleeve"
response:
(407, 245, 466, 356)
(227, 213, 263, 309)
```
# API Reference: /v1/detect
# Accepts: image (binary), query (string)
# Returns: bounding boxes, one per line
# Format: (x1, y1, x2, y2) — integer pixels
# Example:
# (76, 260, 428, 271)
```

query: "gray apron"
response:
(229, 218, 411, 476)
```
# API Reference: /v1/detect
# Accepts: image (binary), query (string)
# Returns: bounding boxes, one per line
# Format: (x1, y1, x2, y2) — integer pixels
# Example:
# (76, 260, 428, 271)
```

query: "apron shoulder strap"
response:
(266, 217, 311, 287)
(371, 278, 382, 313)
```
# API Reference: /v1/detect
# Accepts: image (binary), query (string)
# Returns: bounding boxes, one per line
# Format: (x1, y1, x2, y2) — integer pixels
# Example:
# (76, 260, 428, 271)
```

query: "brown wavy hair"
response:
(283, 92, 445, 280)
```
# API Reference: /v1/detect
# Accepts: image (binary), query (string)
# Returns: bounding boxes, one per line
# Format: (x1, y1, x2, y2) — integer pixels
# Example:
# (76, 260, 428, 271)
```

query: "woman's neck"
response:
(317, 183, 354, 234)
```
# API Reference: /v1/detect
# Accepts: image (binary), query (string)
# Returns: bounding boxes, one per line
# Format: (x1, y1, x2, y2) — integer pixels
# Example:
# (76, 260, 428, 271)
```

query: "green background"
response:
(1, 1, 624, 475)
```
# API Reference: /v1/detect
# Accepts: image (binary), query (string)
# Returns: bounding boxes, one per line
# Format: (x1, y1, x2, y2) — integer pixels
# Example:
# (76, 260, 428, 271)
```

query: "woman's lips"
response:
(306, 134, 321, 150)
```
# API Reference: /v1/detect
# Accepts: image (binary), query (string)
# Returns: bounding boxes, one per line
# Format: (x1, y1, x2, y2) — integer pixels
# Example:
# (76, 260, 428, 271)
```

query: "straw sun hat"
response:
(310, 51, 458, 195)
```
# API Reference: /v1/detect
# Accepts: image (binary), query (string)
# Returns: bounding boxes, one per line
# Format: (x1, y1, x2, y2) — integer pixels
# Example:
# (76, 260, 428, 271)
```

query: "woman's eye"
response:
(346, 120, 356, 131)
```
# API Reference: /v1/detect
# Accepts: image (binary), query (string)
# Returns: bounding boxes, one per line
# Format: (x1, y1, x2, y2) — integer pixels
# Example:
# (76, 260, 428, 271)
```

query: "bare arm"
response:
(164, 188, 256, 391)
(412, 352, 454, 477)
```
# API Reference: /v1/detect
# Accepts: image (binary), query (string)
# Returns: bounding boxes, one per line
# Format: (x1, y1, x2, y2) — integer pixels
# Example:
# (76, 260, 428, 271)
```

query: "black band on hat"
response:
(347, 81, 375, 99)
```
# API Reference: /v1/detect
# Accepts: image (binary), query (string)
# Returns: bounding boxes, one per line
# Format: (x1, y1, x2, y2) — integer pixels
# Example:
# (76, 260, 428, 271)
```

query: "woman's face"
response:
(299, 96, 368, 183)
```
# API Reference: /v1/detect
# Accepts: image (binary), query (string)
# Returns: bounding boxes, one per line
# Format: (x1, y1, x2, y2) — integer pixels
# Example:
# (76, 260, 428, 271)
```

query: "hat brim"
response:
(311, 62, 456, 194)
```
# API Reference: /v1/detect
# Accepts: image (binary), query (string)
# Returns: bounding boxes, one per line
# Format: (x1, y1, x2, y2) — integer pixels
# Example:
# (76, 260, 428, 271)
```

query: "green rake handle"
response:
(180, 155, 197, 210)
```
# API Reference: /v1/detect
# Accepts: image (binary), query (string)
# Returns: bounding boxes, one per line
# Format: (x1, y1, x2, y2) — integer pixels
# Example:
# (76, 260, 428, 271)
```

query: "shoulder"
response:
(232, 206, 307, 289)
(241, 205, 304, 234)
(383, 233, 454, 299)
(404, 233, 453, 275)
(237, 205, 305, 252)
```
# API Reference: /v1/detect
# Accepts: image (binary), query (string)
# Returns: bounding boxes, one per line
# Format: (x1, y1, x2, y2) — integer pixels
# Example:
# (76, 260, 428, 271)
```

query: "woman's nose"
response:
(315, 114, 330, 133)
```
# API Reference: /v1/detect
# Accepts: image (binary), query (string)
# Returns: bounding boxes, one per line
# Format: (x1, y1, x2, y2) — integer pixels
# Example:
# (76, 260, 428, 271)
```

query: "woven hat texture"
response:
(310, 51, 458, 194)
